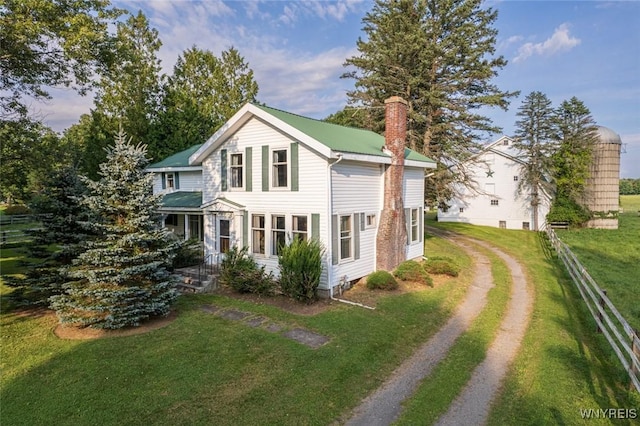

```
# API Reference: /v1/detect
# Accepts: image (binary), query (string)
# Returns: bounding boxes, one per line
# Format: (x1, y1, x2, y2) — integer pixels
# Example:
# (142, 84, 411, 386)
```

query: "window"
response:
(272, 149, 288, 188)
(410, 208, 419, 242)
(252, 214, 265, 254)
(271, 215, 286, 255)
(189, 215, 203, 241)
(339, 215, 352, 260)
(522, 222, 530, 230)
(230, 153, 243, 188)
(459, 207, 464, 213)
(292, 215, 308, 241)
(513, 175, 519, 182)
(165, 214, 178, 226)
(503, 139, 509, 146)
(491, 199, 499, 206)
(166, 173, 175, 189)
(219, 219, 230, 253)
(365, 214, 376, 228)
(499, 221, 506, 229)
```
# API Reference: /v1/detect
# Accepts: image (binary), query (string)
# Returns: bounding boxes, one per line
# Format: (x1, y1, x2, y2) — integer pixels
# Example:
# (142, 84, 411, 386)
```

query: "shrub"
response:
(4, 205, 31, 215)
(366, 270, 398, 290)
(547, 195, 590, 227)
(394, 260, 433, 286)
(278, 237, 325, 304)
(219, 246, 275, 296)
(171, 238, 203, 269)
(423, 256, 460, 277)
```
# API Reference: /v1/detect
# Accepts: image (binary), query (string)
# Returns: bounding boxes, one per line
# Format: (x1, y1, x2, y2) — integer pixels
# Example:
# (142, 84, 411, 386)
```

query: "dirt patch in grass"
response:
(53, 311, 178, 340)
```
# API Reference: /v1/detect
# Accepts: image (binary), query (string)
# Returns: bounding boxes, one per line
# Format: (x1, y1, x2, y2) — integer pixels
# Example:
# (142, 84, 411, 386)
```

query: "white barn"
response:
(437, 136, 551, 231)
(148, 100, 436, 297)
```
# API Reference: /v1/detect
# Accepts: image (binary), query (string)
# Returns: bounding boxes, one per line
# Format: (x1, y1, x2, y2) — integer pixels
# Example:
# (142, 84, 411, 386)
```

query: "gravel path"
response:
(343, 231, 533, 426)
(344, 237, 494, 426)
(434, 240, 533, 426)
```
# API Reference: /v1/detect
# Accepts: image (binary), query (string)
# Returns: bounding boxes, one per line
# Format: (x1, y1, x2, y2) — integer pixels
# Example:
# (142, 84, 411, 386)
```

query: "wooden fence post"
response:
(597, 289, 607, 333)
(632, 329, 640, 392)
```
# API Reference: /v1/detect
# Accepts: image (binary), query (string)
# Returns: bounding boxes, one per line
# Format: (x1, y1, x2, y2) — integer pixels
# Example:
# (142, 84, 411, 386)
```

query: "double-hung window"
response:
(410, 208, 419, 242)
(292, 215, 308, 241)
(271, 215, 286, 255)
(230, 153, 243, 188)
(339, 215, 352, 260)
(252, 214, 265, 254)
(166, 173, 175, 189)
(272, 149, 288, 188)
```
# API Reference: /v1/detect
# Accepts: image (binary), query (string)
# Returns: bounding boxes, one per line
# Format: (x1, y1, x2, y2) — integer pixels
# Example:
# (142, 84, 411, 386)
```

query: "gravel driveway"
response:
(343, 230, 533, 426)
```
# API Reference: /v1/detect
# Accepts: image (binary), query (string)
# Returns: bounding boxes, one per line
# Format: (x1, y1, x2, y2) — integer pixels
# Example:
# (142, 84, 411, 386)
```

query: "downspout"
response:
(327, 154, 376, 310)
(327, 154, 343, 299)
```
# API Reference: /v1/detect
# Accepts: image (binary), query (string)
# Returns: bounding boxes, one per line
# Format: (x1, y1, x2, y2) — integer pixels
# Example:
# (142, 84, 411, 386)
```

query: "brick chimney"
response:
(376, 96, 408, 271)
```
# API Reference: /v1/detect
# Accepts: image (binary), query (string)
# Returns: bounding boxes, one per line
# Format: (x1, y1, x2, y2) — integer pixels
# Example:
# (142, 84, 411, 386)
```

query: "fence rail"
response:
(547, 228, 640, 393)
(0, 228, 42, 245)
(0, 214, 51, 225)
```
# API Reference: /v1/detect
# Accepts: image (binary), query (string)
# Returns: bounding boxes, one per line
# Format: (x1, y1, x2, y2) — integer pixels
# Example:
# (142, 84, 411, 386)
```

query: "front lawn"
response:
(1, 236, 472, 425)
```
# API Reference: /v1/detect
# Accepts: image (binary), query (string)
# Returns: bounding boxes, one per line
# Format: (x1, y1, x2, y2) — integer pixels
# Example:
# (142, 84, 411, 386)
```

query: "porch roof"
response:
(160, 191, 203, 209)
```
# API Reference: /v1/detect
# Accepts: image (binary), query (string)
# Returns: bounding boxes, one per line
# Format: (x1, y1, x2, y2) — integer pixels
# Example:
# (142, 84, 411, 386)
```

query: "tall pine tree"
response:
(342, 0, 518, 206)
(512, 91, 557, 230)
(50, 131, 179, 329)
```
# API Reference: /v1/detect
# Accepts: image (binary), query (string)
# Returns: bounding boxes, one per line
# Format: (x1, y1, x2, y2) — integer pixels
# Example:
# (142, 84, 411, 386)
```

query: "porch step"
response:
(174, 267, 219, 294)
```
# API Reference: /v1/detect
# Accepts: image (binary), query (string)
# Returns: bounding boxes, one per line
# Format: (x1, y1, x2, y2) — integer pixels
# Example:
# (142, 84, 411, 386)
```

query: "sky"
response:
(32, 0, 640, 177)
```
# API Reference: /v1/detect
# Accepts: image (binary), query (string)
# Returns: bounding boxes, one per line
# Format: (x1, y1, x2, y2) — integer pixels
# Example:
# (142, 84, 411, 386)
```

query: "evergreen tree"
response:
(512, 91, 557, 230)
(342, 0, 518, 206)
(6, 166, 90, 306)
(50, 131, 179, 329)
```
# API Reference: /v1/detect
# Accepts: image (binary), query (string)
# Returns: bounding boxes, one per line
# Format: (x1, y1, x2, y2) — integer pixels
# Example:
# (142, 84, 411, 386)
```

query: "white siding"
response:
(404, 167, 425, 260)
(152, 170, 203, 193)
(330, 161, 382, 287)
(200, 117, 332, 287)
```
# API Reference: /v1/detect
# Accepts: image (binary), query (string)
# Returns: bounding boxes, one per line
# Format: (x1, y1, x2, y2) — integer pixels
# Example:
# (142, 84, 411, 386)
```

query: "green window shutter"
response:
(405, 208, 411, 245)
(419, 207, 424, 242)
(331, 214, 338, 265)
(290, 142, 299, 191)
(221, 149, 228, 191)
(311, 213, 320, 240)
(175, 172, 180, 189)
(161, 172, 166, 189)
(262, 145, 269, 192)
(245, 147, 252, 192)
(354, 214, 360, 260)
(242, 211, 248, 248)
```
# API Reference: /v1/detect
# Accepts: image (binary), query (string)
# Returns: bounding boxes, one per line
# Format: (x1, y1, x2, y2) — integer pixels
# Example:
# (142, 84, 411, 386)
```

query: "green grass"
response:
(0, 237, 473, 426)
(397, 242, 512, 424)
(424, 218, 640, 425)
(555, 195, 640, 331)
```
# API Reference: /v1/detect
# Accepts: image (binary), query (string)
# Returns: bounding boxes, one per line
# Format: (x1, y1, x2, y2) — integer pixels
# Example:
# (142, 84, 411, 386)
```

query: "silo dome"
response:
(595, 125, 622, 145)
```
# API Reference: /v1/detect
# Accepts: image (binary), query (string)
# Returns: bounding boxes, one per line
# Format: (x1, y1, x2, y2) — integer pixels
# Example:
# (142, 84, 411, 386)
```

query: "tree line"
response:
(1, 4, 258, 204)
(620, 179, 640, 195)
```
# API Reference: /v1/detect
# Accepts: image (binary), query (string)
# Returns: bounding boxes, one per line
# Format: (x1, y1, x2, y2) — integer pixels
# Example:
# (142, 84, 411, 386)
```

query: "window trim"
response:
(339, 214, 353, 261)
(229, 152, 244, 189)
(251, 214, 265, 255)
(410, 208, 419, 243)
(365, 213, 376, 229)
(270, 147, 289, 190)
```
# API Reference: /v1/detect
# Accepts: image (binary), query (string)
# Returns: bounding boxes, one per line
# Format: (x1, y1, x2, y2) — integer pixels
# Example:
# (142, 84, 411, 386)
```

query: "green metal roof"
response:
(254, 104, 435, 164)
(148, 144, 203, 169)
(160, 191, 202, 209)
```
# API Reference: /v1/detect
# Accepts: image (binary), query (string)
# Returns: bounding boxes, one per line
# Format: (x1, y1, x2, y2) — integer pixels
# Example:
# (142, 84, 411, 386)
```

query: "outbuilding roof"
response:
(148, 144, 203, 169)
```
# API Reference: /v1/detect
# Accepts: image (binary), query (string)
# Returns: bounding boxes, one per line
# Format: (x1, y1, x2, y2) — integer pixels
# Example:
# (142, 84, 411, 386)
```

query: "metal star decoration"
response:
(486, 169, 494, 177)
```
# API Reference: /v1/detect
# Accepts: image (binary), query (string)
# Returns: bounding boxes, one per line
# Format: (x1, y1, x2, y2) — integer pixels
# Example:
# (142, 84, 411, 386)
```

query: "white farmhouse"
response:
(148, 98, 436, 297)
(437, 135, 551, 231)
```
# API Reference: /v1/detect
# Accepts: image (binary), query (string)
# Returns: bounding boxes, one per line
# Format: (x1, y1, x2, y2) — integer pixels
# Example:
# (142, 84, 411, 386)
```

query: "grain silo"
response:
(584, 125, 621, 229)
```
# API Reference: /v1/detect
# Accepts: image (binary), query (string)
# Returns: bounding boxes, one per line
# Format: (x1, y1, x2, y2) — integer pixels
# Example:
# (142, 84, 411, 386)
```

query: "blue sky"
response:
(35, 0, 640, 177)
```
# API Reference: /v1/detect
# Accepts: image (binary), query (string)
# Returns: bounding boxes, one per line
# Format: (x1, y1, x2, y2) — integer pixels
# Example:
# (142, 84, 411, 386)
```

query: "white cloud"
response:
(513, 23, 581, 63)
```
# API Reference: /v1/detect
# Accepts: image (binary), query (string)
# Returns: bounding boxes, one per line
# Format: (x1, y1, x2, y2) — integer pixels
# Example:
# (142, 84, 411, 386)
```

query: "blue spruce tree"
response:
(50, 131, 179, 329)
